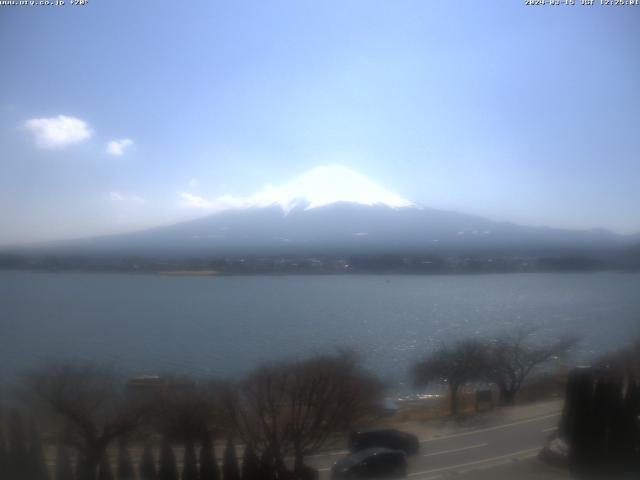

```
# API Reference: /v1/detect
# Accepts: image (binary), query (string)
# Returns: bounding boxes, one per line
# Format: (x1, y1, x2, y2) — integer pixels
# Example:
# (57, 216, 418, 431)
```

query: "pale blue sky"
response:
(1, 1, 639, 245)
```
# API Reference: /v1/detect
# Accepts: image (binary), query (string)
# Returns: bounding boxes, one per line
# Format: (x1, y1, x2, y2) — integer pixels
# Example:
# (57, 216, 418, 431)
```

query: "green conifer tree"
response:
(116, 441, 135, 480)
(258, 450, 275, 480)
(28, 419, 50, 480)
(158, 438, 178, 480)
(182, 439, 198, 480)
(76, 454, 89, 480)
(240, 444, 260, 480)
(8, 411, 29, 480)
(199, 429, 219, 480)
(138, 442, 157, 480)
(53, 444, 74, 480)
(222, 438, 240, 480)
(0, 420, 8, 477)
(98, 454, 114, 480)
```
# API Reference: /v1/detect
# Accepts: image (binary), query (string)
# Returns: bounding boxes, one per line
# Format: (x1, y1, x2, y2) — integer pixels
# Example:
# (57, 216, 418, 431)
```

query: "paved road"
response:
(308, 410, 562, 479)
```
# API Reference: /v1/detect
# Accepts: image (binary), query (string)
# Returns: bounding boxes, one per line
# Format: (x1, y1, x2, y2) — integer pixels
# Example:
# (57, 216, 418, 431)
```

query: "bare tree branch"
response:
(413, 338, 489, 415)
(485, 328, 577, 404)
(25, 362, 153, 480)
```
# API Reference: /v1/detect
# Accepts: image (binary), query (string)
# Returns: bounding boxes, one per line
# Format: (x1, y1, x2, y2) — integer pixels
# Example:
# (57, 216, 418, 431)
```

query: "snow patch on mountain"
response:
(179, 165, 414, 213)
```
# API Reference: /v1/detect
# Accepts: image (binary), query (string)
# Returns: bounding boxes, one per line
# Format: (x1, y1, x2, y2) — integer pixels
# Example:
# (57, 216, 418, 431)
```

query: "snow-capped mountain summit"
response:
(11, 165, 639, 260)
(179, 165, 414, 214)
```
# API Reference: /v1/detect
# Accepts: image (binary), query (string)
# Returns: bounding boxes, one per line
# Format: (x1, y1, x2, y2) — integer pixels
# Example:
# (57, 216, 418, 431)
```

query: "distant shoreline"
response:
(2, 249, 638, 276)
(1, 266, 639, 278)
(156, 270, 222, 276)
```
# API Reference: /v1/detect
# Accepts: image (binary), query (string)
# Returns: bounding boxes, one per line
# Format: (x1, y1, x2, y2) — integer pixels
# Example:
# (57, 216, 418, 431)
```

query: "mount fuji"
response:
(23, 165, 637, 260)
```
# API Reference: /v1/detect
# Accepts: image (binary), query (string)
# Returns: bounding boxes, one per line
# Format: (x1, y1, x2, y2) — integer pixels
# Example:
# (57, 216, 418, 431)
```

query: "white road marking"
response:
(409, 446, 541, 477)
(314, 412, 558, 475)
(318, 442, 489, 472)
(420, 412, 560, 443)
(423, 442, 488, 457)
(542, 426, 557, 433)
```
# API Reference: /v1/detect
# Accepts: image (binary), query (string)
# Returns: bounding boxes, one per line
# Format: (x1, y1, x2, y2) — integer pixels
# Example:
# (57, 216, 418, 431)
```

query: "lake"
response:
(1, 271, 639, 391)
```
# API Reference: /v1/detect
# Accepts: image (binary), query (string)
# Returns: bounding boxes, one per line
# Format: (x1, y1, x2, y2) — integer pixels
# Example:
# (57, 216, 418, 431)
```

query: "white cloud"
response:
(109, 191, 125, 202)
(179, 192, 214, 208)
(188, 178, 200, 189)
(24, 115, 92, 149)
(106, 138, 134, 156)
(178, 165, 414, 212)
(109, 191, 144, 203)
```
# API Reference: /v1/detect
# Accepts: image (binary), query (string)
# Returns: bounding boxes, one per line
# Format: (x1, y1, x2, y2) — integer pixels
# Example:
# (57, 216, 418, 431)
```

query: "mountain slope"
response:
(5, 164, 638, 259)
(38, 202, 637, 257)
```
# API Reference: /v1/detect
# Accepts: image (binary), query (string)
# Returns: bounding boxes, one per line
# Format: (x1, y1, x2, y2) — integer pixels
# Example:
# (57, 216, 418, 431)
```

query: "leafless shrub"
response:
(153, 375, 227, 443)
(485, 328, 577, 404)
(413, 338, 488, 416)
(227, 350, 382, 475)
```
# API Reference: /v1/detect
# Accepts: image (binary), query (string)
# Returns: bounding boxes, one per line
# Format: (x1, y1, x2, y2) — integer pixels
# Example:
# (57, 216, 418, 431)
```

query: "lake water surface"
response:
(1, 271, 639, 390)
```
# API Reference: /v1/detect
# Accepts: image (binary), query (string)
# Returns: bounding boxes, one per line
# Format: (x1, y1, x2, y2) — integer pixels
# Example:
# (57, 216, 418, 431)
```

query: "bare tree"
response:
(284, 351, 381, 474)
(227, 351, 382, 476)
(413, 339, 488, 416)
(154, 376, 224, 443)
(225, 365, 289, 477)
(485, 328, 577, 404)
(26, 362, 152, 480)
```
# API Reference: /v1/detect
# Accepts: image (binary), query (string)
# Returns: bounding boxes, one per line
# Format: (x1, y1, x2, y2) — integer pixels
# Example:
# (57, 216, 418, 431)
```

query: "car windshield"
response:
(342, 448, 393, 466)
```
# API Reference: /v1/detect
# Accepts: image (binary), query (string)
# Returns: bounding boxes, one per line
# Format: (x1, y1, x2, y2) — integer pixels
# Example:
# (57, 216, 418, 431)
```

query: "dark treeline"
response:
(1, 249, 638, 275)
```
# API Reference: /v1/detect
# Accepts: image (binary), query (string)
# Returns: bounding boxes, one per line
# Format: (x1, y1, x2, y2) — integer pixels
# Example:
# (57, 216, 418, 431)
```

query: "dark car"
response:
(348, 428, 419, 455)
(331, 448, 408, 479)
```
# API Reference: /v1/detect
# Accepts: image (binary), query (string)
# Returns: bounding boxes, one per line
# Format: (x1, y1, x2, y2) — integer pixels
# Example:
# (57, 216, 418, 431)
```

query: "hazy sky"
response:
(1, 1, 639, 245)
